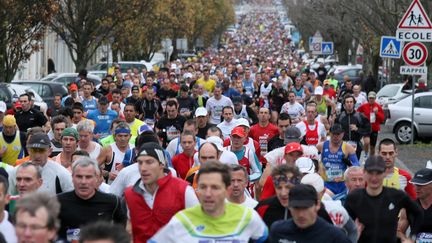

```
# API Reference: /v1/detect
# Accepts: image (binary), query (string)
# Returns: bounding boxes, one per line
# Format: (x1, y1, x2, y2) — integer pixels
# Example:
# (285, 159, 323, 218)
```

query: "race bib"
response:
(325, 163, 344, 181)
(417, 232, 432, 243)
(67, 228, 80, 243)
(166, 125, 180, 141)
(259, 135, 269, 156)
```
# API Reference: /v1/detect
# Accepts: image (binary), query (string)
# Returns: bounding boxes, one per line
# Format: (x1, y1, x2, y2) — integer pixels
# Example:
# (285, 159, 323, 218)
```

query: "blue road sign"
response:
(321, 42, 333, 55)
(380, 36, 402, 58)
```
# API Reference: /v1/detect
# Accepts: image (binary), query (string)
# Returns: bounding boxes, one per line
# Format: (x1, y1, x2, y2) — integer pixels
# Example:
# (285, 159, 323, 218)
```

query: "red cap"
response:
(284, 142, 303, 155)
(14, 101, 22, 109)
(231, 126, 246, 138)
(69, 83, 78, 91)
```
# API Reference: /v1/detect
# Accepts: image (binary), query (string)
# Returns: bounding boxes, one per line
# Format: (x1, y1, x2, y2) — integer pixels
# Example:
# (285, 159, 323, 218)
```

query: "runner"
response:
(149, 161, 268, 243)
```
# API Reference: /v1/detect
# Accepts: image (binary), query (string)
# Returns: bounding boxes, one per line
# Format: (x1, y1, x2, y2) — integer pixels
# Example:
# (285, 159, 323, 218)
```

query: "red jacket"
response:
(357, 102, 385, 132)
(172, 151, 196, 179)
(124, 174, 188, 243)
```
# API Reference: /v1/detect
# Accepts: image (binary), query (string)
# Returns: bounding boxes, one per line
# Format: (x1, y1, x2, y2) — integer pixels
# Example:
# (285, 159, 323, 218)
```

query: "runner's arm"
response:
(249, 151, 262, 182)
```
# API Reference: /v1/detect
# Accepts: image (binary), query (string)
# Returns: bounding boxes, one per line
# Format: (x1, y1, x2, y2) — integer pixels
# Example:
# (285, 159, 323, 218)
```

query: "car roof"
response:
(12, 80, 65, 86)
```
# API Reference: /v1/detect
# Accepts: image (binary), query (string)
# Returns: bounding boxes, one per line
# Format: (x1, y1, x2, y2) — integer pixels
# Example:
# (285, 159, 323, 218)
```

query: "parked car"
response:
(11, 80, 68, 108)
(40, 73, 102, 87)
(385, 91, 432, 144)
(331, 65, 386, 87)
(88, 61, 148, 74)
(0, 83, 47, 112)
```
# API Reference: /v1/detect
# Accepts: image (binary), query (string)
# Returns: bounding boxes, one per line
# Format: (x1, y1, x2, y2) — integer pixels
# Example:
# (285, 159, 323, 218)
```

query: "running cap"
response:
(289, 184, 318, 208)
(410, 168, 432, 185)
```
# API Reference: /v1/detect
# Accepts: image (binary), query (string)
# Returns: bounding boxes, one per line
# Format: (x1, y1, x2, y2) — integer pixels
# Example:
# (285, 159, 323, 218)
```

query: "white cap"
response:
(314, 86, 323, 95)
(206, 136, 224, 151)
(170, 63, 177, 70)
(183, 72, 193, 79)
(295, 157, 315, 174)
(195, 107, 208, 117)
(301, 173, 324, 193)
(236, 118, 250, 128)
(0, 101, 6, 113)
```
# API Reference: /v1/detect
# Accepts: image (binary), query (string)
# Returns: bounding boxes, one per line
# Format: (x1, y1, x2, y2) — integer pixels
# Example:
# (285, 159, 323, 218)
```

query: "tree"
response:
(0, 0, 57, 83)
(50, 0, 148, 72)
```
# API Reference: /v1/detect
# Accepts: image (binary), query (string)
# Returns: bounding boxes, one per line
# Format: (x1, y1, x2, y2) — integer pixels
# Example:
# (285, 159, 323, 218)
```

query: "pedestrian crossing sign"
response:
(380, 36, 402, 58)
(321, 42, 333, 55)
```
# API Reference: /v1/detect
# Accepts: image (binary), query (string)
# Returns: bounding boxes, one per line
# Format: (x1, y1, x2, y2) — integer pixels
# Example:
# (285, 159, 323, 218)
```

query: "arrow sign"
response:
(380, 36, 402, 58)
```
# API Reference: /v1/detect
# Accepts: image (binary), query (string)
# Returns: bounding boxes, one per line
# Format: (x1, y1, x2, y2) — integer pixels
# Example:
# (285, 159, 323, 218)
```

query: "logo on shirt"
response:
(388, 203, 395, 210)
(196, 225, 205, 231)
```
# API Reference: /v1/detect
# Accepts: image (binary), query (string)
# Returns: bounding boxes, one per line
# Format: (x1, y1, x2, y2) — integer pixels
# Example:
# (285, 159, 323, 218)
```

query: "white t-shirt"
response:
(217, 119, 239, 139)
(78, 142, 102, 160)
(354, 94, 367, 110)
(264, 145, 319, 167)
(280, 102, 305, 119)
(241, 196, 259, 208)
(206, 96, 234, 124)
(166, 137, 205, 159)
(0, 211, 17, 243)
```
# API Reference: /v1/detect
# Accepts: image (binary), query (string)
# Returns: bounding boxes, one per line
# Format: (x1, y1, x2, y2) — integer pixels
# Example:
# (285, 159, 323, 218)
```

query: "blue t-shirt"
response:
(87, 109, 118, 138)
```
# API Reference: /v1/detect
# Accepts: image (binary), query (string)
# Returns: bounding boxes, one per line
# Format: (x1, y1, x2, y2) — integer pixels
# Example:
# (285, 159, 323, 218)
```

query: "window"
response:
(0, 87, 10, 104)
(414, 96, 432, 109)
(41, 85, 53, 97)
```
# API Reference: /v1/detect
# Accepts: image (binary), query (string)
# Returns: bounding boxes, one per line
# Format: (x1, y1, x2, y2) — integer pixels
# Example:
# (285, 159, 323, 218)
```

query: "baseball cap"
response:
(98, 97, 109, 105)
(138, 124, 154, 135)
(69, 83, 78, 91)
(183, 72, 193, 79)
(206, 136, 224, 151)
(330, 123, 344, 134)
(131, 85, 140, 92)
(364, 155, 386, 173)
(231, 126, 246, 138)
(27, 133, 51, 149)
(284, 142, 303, 155)
(323, 80, 330, 85)
(314, 86, 323, 95)
(61, 127, 79, 140)
(195, 107, 208, 117)
(14, 101, 22, 109)
(284, 126, 301, 144)
(368, 91, 377, 99)
(410, 168, 432, 185)
(301, 173, 324, 193)
(0, 101, 6, 113)
(3, 115, 16, 127)
(236, 118, 250, 128)
(288, 184, 318, 208)
(180, 84, 189, 92)
(295, 157, 316, 174)
(137, 142, 167, 165)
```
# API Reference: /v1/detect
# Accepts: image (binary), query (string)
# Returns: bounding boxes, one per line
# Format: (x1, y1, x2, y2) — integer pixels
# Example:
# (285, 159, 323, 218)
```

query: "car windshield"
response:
(377, 85, 399, 97)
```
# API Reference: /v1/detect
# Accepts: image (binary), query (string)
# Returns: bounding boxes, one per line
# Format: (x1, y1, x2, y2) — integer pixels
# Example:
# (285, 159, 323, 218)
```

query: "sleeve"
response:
(343, 217, 359, 243)
(319, 123, 327, 138)
(343, 194, 358, 221)
(60, 168, 74, 192)
(165, 139, 178, 159)
(248, 149, 262, 182)
(37, 111, 48, 126)
(295, 122, 306, 137)
(148, 217, 180, 243)
(110, 170, 127, 197)
(184, 186, 199, 208)
(402, 192, 424, 236)
(249, 210, 269, 243)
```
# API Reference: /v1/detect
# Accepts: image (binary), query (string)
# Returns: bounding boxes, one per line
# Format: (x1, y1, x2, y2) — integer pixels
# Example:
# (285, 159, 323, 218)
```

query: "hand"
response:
(350, 124, 358, 131)
(373, 107, 378, 113)
(115, 163, 124, 171)
(109, 172, 118, 180)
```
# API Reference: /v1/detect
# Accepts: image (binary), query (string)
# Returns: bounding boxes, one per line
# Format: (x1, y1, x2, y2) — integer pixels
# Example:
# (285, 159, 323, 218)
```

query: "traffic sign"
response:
(396, 0, 432, 42)
(321, 42, 334, 55)
(402, 42, 428, 66)
(400, 66, 427, 75)
(380, 36, 402, 58)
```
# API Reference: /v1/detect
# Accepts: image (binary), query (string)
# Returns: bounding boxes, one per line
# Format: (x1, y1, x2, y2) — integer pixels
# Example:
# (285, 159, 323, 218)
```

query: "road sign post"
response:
(380, 36, 402, 58)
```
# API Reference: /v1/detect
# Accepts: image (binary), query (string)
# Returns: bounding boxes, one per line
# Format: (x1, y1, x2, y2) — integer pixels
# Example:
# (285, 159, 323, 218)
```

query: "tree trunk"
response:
(336, 40, 350, 65)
